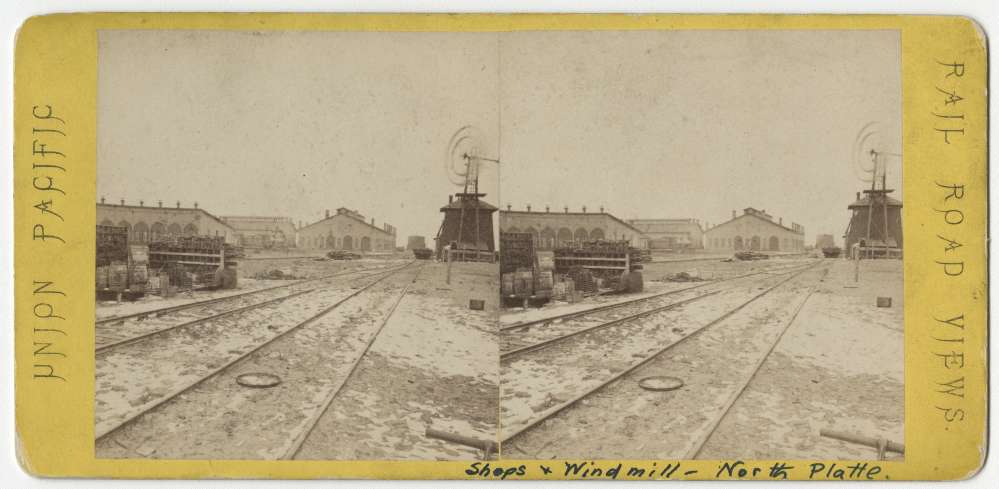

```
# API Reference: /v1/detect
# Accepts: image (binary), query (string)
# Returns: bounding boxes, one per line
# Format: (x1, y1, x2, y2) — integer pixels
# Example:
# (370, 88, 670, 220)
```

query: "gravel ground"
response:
(95, 278, 297, 321)
(641, 256, 813, 282)
(699, 258, 904, 461)
(499, 260, 810, 327)
(500, 264, 827, 459)
(499, 264, 813, 354)
(94, 266, 409, 440)
(96, 264, 422, 458)
(96, 260, 500, 461)
(499, 262, 821, 448)
(294, 261, 499, 460)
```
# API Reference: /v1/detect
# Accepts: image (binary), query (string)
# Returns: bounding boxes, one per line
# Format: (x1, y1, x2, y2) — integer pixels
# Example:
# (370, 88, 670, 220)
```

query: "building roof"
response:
(299, 210, 393, 236)
(220, 216, 296, 232)
(706, 209, 803, 235)
(500, 210, 646, 236)
(628, 218, 703, 233)
(848, 194, 903, 209)
(96, 202, 235, 232)
(440, 194, 499, 212)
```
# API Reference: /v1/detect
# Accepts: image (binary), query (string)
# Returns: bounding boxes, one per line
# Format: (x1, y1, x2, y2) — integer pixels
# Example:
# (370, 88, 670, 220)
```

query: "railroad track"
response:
(499, 260, 825, 449)
(94, 261, 420, 442)
(683, 265, 828, 459)
(499, 262, 817, 360)
(95, 263, 410, 352)
(284, 264, 426, 459)
(96, 262, 402, 326)
(499, 261, 816, 333)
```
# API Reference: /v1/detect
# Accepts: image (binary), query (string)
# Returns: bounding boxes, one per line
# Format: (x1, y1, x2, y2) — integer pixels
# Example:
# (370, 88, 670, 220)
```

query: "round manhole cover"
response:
(236, 372, 282, 388)
(638, 375, 684, 392)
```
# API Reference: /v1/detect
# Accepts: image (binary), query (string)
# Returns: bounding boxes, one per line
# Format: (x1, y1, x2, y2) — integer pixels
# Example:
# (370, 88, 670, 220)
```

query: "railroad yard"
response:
(95, 254, 498, 460)
(498, 255, 903, 461)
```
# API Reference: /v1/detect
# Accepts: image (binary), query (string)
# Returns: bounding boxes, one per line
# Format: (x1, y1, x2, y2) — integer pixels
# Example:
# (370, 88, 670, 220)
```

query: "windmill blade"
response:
(852, 122, 881, 183)
(445, 126, 488, 189)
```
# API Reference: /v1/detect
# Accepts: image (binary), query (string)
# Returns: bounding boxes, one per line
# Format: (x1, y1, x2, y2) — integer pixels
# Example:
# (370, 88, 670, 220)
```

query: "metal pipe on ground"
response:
(426, 427, 498, 457)
(819, 429, 904, 455)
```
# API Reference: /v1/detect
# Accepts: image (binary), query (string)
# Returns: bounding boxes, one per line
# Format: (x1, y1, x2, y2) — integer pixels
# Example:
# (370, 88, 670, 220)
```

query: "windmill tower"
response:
(434, 126, 500, 261)
(844, 122, 903, 258)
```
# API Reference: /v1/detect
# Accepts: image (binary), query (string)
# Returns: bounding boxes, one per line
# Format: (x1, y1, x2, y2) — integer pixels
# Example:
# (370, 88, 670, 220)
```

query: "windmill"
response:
(434, 126, 500, 261)
(847, 122, 902, 258)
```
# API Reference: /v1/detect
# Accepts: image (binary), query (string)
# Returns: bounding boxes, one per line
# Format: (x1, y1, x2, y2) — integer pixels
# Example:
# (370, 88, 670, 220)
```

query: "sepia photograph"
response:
(91, 27, 903, 463)
(495, 30, 904, 461)
(93, 30, 501, 460)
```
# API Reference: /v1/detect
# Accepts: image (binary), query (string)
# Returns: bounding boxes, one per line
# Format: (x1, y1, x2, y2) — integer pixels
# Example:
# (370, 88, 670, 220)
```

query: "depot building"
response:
(703, 207, 805, 252)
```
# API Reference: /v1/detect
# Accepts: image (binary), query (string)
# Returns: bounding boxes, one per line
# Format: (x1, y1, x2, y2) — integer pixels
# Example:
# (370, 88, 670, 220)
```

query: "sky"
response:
(499, 30, 901, 245)
(99, 29, 900, 246)
(98, 30, 500, 243)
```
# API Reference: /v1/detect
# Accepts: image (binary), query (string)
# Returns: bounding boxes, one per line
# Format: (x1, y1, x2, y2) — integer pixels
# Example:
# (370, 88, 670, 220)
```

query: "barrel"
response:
(130, 264, 148, 285)
(501, 273, 516, 296)
(514, 269, 534, 296)
(96, 266, 109, 289)
(108, 264, 129, 291)
(534, 270, 554, 292)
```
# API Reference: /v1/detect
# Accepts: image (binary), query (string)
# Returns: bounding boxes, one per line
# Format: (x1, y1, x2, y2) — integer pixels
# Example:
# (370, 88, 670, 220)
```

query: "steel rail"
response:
(95, 263, 402, 326)
(94, 261, 418, 442)
(499, 261, 816, 332)
(94, 263, 414, 355)
(283, 263, 426, 459)
(499, 290, 721, 361)
(499, 260, 823, 446)
(96, 288, 315, 354)
(684, 265, 828, 459)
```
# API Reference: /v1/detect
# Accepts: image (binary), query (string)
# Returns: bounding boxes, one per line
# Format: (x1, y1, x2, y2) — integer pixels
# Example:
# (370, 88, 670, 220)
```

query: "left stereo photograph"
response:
(92, 30, 501, 461)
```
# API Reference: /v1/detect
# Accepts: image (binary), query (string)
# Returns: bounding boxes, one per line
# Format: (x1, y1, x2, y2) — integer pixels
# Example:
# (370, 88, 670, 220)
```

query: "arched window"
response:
(100, 219, 114, 226)
(506, 226, 521, 234)
(150, 222, 166, 241)
(556, 227, 572, 246)
(133, 222, 149, 243)
(733, 236, 744, 250)
(343, 235, 354, 250)
(539, 227, 556, 250)
(523, 227, 539, 247)
(361, 236, 371, 251)
(590, 228, 605, 240)
(167, 223, 182, 236)
(183, 223, 198, 236)
(750, 236, 761, 251)
(769, 236, 780, 251)
(574, 227, 589, 242)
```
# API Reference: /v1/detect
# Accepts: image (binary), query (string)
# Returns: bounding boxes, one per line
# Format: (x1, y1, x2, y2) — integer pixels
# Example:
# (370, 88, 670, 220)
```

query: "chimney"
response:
(732, 210, 736, 219)
(325, 209, 330, 219)
(564, 206, 568, 214)
(545, 205, 550, 213)
(506, 204, 511, 211)
(139, 200, 144, 207)
(194, 202, 198, 209)
(176, 201, 180, 208)
(582, 205, 587, 213)
(371, 217, 375, 226)
(600, 206, 604, 213)
(526, 204, 532, 212)
(779, 217, 783, 225)
(449, 195, 454, 204)
(100, 196, 105, 204)
(120, 199, 124, 206)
